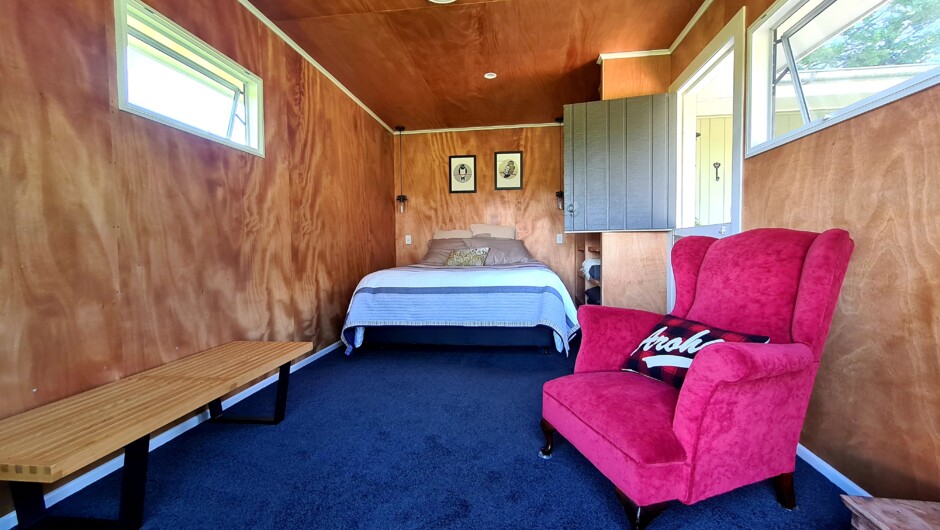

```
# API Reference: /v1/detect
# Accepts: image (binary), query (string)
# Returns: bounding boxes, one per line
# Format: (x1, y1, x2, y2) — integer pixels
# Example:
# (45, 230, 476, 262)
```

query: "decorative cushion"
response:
(433, 229, 474, 239)
(419, 238, 470, 265)
(444, 247, 490, 267)
(623, 315, 770, 389)
(469, 223, 515, 239)
(462, 238, 537, 265)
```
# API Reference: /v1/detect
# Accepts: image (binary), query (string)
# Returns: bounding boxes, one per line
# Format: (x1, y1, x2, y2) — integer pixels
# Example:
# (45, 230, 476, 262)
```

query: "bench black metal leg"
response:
(209, 362, 291, 425)
(9, 482, 45, 529)
(9, 435, 150, 530)
(119, 435, 150, 529)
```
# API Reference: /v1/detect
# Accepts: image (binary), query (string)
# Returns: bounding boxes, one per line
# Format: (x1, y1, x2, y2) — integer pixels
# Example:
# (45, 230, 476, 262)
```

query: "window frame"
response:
(666, 8, 747, 313)
(746, 0, 940, 157)
(114, 0, 265, 157)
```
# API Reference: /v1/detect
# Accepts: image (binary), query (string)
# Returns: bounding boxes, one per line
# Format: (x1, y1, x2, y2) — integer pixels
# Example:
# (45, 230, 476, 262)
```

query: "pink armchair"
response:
(539, 228, 854, 529)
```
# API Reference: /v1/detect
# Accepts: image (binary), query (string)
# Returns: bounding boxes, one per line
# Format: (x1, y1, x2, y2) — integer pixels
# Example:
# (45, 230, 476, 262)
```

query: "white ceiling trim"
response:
(237, 0, 395, 134)
(597, 49, 670, 64)
(669, 0, 715, 53)
(596, 0, 715, 64)
(401, 122, 562, 136)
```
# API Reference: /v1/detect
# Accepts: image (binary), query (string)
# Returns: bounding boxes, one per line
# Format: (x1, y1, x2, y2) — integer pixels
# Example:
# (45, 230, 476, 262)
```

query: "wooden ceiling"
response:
(251, 0, 703, 130)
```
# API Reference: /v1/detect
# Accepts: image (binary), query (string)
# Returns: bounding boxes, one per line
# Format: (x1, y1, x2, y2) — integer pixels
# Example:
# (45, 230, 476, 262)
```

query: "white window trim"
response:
(666, 8, 747, 312)
(670, 7, 747, 236)
(114, 0, 265, 157)
(746, 0, 940, 158)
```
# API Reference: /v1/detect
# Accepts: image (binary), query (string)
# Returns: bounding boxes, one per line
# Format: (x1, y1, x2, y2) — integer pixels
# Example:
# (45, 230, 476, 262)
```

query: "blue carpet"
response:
(46, 347, 851, 529)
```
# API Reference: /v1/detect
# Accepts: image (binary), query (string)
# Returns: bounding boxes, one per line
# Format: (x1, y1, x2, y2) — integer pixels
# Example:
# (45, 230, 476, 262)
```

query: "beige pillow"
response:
(433, 229, 474, 239)
(463, 238, 537, 265)
(444, 248, 489, 267)
(419, 238, 470, 265)
(469, 224, 515, 239)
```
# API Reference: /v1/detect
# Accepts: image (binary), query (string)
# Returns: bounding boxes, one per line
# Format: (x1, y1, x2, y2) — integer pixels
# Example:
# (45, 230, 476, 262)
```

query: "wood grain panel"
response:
(601, 55, 672, 100)
(252, 0, 504, 21)
(0, 0, 394, 419)
(289, 57, 395, 349)
(394, 127, 575, 297)
(600, 232, 669, 312)
(277, 14, 448, 130)
(0, 0, 395, 511)
(0, 0, 123, 420)
(254, 0, 703, 129)
(115, 0, 295, 375)
(745, 86, 940, 501)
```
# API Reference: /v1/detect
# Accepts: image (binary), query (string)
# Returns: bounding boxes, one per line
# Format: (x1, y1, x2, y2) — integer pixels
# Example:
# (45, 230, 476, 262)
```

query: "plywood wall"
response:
(600, 232, 669, 313)
(393, 127, 575, 296)
(0, 0, 394, 420)
(601, 55, 672, 100)
(673, 0, 940, 501)
(745, 86, 940, 501)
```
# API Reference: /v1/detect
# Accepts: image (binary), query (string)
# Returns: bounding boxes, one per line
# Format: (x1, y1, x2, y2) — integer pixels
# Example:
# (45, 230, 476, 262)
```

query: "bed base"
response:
(362, 325, 558, 349)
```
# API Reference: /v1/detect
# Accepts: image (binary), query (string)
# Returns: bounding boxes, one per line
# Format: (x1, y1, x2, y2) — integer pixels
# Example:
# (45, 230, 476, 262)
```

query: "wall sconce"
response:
(395, 126, 407, 214)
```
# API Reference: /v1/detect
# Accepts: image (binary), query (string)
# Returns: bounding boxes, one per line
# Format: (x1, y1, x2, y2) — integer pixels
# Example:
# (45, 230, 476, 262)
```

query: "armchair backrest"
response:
(671, 228, 854, 359)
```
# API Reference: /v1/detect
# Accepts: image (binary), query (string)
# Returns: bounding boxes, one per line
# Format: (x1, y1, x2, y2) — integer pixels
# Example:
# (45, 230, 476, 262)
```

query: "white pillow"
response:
(469, 224, 515, 239)
(433, 229, 474, 239)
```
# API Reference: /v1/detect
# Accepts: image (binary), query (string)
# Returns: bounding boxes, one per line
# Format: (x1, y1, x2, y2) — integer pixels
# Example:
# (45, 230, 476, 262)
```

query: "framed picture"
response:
(449, 155, 476, 193)
(494, 151, 523, 190)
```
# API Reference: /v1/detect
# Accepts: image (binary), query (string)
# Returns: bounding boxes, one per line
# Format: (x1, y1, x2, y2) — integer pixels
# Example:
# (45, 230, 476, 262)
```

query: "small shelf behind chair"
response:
(575, 233, 602, 306)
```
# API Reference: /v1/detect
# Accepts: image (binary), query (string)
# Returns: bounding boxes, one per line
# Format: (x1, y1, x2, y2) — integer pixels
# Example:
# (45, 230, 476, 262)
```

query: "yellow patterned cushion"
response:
(444, 247, 490, 267)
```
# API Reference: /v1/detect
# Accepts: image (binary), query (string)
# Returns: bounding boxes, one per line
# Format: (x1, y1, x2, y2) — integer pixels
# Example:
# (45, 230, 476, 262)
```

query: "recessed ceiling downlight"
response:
(483, 72, 498, 80)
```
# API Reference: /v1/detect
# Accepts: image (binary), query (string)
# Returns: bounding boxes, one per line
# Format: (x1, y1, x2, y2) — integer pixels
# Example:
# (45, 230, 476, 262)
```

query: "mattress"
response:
(341, 263, 580, 354)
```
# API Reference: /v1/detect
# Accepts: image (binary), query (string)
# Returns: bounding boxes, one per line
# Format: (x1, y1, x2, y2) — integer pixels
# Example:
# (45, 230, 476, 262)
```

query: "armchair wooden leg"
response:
(538, 418, 556, 459)
(615, 488, 668, 530)
(773, 472, 796, 509)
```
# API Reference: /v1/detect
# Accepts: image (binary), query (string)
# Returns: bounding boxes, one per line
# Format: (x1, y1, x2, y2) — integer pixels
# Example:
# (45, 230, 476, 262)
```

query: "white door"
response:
(667, 9, 746, 310)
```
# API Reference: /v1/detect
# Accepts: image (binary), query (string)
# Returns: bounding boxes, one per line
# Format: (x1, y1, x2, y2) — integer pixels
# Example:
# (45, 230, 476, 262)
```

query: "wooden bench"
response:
(0, 340, 313, 529)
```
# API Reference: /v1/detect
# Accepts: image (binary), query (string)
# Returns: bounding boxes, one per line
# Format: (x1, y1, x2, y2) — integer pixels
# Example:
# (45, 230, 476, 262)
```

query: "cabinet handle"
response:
(567, 204, 576, 214)
(713, 162, 721, 182)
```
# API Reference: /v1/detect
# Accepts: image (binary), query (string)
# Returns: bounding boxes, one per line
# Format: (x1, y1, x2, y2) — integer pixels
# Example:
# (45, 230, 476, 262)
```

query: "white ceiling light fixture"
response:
(427, 0, 457, 4)
(483, 72, 498, 80)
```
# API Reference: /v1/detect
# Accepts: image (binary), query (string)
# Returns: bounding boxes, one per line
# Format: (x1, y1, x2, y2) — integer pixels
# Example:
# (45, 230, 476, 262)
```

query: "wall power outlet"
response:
(405, 235, 412, 245)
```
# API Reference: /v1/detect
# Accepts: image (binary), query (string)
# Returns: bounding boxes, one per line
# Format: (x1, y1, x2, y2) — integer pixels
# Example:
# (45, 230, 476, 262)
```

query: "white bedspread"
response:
(341, 263, 579, 354)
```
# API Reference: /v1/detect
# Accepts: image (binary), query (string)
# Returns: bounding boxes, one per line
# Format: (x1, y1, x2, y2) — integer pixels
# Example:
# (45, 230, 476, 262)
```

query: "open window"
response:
(748, 0, 940, 155)
(115, 0, 264, 156)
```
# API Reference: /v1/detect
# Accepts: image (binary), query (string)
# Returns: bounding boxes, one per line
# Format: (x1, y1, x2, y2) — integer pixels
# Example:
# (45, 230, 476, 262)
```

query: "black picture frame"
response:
(494, 151, 523, 190)
(449, 155, 477, 193)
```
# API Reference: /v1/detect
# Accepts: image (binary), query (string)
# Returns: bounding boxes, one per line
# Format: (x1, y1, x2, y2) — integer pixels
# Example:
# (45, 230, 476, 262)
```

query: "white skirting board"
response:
(0, 341, 341, 530)
(1, 345, 870, 528)
(796, 443, 870, 497)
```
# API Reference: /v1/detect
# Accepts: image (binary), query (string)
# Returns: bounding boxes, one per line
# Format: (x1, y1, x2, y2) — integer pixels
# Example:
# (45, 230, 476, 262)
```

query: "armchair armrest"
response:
(684, 342, 815, 385)
(671, 342, 817, 503)
(573, 305, 663, 373)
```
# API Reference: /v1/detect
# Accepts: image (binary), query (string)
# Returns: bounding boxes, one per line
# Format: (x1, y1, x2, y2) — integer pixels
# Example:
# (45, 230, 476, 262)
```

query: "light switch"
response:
(405, 235, 412, 245)
(556, 233, 564, 244)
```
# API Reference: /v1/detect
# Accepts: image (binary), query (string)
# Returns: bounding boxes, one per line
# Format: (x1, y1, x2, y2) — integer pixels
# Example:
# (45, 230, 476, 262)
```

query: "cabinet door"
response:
(564, 103, 587, 231)
(584, 100, 609, 231)
(563, 94, 677, 232)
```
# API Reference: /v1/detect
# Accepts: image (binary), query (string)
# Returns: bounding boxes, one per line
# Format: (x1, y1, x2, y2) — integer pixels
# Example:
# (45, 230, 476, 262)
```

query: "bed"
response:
(341, 226, 579, 354)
